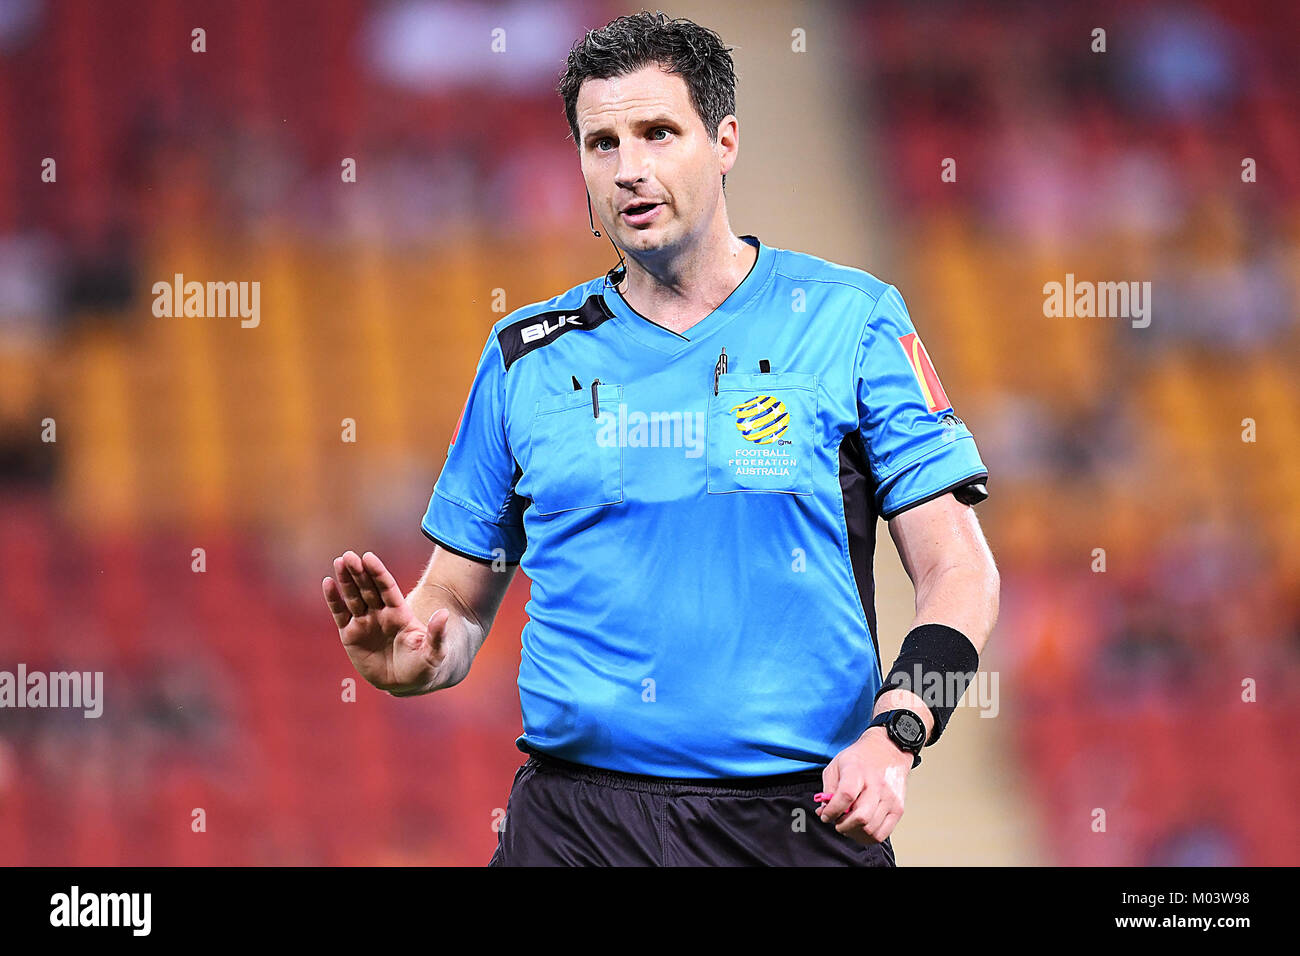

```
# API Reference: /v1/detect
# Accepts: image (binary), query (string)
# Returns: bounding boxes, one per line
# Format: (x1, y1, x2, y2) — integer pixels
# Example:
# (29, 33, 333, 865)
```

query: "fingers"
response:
(819, 761, 840, 818)
(833, 785, 904, 844)
(343, 551, 384, 609)
(322, 576, 352, 630)
(331, 551, 400, 618)
(862, 800, 893, 839)
(424, 605, 450, 635)
(841, 807, 901, 846)
(836, 792, 884, 838)
(332, 553, 369, 618)
(817, 769, 859, 824)
(875, 810, 903, 842)
(361, 551, 404, 609)
(419, 607, 452, 665)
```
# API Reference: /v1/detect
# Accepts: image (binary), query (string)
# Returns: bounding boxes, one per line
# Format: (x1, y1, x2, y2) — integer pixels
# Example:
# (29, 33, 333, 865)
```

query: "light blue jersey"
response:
(422, 235, 988, 777)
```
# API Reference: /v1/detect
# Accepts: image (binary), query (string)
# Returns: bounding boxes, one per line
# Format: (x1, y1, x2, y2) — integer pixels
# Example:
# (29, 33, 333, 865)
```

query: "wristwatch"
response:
(866, 709, 926, 769)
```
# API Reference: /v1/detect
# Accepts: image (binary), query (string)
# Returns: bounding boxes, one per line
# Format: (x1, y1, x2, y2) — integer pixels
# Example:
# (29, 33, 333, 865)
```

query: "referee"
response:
(324, 12, 999, 866)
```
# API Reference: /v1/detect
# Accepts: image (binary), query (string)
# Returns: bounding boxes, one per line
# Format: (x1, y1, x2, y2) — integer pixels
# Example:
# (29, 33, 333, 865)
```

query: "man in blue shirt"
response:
(324, 12, 999, 866)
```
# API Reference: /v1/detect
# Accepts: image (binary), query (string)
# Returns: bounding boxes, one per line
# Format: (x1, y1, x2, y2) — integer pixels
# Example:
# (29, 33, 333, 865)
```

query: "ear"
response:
(717, 115, 740, 176)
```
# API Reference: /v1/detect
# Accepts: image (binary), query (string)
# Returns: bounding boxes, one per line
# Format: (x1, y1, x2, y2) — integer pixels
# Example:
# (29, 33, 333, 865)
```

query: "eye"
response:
(593, 137, 614, 152)
(650, 127, 671, 141)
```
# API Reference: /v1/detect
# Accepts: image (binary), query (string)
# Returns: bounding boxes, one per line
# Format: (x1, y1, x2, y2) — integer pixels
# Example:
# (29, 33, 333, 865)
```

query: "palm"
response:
(343, 600, 423, 684)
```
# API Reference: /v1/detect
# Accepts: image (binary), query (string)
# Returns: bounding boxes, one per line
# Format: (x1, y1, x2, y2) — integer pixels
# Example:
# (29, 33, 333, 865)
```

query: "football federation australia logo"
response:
(730, 395, 790, 444)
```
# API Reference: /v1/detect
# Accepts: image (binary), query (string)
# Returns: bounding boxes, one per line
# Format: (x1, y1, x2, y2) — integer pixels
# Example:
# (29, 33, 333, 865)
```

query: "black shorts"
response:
(488, 748, 896, 867)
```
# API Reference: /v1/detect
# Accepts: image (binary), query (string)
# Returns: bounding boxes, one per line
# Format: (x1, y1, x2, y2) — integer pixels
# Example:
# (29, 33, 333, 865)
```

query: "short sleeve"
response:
(855, 285, 989, 519)
(420, 330, 527, 564)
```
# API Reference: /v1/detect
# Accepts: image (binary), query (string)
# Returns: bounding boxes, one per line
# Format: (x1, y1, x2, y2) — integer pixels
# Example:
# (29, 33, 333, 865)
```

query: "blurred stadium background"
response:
(1, 0, 1297, 865)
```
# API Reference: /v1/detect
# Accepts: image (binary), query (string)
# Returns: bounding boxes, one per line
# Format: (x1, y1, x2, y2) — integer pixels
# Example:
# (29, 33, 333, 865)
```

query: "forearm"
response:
(907, 560, 999, 655)
(872, 562, 1000, 736)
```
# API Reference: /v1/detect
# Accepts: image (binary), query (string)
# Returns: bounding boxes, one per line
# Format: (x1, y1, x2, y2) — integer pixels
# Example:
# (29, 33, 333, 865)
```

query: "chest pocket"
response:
(528, 383, 624, 515)
(707, 372, 818, 495)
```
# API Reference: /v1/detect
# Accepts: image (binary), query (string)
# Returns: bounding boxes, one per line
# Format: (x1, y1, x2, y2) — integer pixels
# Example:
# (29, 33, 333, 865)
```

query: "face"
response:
(575, 64, 736, 259)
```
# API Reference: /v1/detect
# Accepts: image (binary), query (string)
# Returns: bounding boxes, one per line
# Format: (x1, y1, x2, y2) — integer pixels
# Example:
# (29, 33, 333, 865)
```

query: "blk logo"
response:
(521, 315, 583, 343)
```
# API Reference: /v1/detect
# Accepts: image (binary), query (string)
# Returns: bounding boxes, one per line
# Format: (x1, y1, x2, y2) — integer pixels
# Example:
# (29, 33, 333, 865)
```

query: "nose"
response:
(614, 141, 651, 191)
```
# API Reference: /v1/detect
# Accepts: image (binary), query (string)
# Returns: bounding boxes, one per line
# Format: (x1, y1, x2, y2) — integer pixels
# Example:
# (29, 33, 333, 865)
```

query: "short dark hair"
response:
(557, 11, 737, 181)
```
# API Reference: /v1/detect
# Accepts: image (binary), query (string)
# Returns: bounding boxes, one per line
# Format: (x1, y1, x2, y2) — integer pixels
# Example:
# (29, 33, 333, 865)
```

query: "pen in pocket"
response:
(591, 378, 602, 418)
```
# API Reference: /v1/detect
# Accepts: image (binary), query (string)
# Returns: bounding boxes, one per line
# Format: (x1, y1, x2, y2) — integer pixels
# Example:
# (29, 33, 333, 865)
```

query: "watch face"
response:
(895, 713, 923, 746)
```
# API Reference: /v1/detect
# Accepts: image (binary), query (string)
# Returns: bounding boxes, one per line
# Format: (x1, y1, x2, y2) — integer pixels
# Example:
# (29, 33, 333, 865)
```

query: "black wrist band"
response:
(874, 623, 980, 746)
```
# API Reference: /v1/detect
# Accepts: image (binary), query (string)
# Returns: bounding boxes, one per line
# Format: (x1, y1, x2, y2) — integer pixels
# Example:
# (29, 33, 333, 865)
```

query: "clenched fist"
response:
(816, 727, 913, 845)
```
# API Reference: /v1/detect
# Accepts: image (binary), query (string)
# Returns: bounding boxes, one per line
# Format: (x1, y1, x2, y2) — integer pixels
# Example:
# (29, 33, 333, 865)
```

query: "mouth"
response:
(620, 201, 663, 226)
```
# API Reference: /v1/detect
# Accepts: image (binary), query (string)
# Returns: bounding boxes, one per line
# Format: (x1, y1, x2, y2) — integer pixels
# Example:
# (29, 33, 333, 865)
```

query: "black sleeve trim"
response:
(420, 526, 522, 566)
(881, 472, 990, 520)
